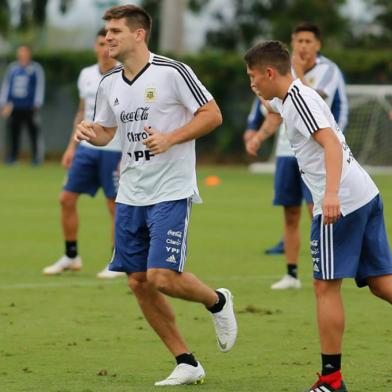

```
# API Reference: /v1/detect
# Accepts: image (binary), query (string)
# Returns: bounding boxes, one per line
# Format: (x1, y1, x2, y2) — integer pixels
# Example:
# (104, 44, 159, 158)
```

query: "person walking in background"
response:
(0, 45, 45, 165)
(43, 28, 124, 279)
(75, 5, 237, 386)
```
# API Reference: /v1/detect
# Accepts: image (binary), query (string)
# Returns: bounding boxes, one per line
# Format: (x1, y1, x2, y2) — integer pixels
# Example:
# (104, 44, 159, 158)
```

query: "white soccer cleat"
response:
(96, 265, 126, 279)
(211, 288, 238, 353)
(154, 362, 205, 386)
(43, 255, 82, 275)
(271, 274, 301, 290)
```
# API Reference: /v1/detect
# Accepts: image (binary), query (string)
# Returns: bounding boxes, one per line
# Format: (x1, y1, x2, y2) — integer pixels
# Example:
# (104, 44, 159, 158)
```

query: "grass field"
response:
(1, 163, 392, 392)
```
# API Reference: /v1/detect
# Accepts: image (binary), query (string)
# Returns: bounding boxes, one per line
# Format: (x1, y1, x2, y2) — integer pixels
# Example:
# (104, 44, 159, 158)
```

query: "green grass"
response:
(1, 163, 392, 392)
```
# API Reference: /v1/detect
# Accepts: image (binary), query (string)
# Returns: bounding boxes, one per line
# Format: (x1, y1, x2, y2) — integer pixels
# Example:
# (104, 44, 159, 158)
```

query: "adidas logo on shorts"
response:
(166, 254, 176, 263)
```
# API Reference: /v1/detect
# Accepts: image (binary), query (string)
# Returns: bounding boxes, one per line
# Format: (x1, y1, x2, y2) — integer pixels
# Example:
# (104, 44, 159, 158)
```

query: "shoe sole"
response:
(216, 288, 237, 353)
(155, 377, 205, 386)
(43, 266, 81, 275)
(96, 274, 125, 279)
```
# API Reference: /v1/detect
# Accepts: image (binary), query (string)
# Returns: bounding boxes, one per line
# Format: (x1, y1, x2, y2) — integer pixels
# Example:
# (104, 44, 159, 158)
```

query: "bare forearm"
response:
(167, 103, 222, 146)
(324, 140, 343, 195)
(88, 123, 115, 146)
(67, 109, 84, 149)
(255, 113, 281, 143)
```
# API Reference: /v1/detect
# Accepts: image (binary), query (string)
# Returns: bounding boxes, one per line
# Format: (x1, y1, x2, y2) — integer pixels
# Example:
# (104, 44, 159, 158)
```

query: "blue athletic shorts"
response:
(109, 198, 192, 274)
(273, 156, 313, 206)
(310, 194, 392, 287)
(63, 145, 121, 198)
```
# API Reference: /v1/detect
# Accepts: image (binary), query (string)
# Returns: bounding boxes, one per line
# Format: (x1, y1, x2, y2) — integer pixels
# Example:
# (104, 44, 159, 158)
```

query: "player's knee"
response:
(313, 279, 335, 297)
(369, 285, 392, 303)
(284, 207, 301, 227)
(59, 192, 77, 209)
(128, 274, 148, 294)
(146, 269, 172, 293)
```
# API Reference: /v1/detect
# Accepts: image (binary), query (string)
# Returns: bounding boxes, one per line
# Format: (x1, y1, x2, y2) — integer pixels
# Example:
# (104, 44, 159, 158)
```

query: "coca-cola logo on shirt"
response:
(120, 107, 149, 123)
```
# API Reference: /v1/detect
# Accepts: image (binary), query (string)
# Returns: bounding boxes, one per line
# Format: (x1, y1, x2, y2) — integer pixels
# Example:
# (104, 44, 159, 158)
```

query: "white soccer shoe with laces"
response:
(211, 288, 238, 352)
(43, 255, 82, 275)
(154, 362, 205, 386)
(271, 274, 301, 290)
(96, 265, 126, 279)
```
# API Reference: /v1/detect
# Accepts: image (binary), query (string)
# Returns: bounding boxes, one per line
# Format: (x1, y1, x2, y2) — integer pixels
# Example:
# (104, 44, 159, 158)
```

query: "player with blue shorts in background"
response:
(43, 28, 124, 279)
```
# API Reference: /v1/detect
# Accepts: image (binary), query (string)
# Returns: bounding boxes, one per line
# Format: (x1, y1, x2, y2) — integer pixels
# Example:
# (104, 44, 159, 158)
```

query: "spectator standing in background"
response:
(0, 45, 45, 165)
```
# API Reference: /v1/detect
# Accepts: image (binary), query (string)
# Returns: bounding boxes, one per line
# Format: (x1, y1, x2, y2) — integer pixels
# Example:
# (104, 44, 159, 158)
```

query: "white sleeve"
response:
(93, 81, 116, 127)
(173, 62, 213, 114)
(268, 98, 282, 114)
(314, 63, 339, 99)
(289, 91, 330, 137)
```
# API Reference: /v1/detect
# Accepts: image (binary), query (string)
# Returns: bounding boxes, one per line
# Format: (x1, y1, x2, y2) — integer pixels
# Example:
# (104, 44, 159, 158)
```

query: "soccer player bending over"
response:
(75, 4, 237, 386)
(245, 40, 392, 392)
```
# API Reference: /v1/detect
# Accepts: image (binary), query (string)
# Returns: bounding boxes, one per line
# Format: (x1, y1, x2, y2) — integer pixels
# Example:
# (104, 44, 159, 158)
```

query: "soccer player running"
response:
(245, 40, 392, 391)
(75, 5, 237, 386)
(43, 28, 124, 279)
(247, 23, 348, 290)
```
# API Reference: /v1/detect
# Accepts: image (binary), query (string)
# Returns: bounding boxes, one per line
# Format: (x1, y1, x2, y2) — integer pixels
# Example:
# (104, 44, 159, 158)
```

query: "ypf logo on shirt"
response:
(145, 87, 156, 103)
(307, 77, 315, 87)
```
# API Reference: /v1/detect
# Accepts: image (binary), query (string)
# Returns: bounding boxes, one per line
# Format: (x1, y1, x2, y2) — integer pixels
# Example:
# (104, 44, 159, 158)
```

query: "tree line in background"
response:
(1, 0, 392, 50)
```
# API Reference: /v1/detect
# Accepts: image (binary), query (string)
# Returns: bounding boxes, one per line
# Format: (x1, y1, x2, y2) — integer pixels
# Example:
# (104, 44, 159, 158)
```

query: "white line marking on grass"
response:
(0, 279, 123, 290)
(0, 275, 359, 290)
(0, 275, 278, 290)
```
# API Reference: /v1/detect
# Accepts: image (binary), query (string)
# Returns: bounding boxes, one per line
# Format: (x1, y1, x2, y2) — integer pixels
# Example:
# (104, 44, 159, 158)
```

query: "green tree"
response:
(0, 0, 10, 36)
(360, 0, 392, 46)
(205, 0, 350, 51)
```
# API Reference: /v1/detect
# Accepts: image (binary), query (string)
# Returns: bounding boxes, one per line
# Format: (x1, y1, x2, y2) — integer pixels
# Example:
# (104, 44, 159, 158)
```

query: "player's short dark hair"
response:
(103, 5, 152, 43)
(293, 22, 322, 41)
(244, 40, 291, 75)
(96, 27, 107, 38)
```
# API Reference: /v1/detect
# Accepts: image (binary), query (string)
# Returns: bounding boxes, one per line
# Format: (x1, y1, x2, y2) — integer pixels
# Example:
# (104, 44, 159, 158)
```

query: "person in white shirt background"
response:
(43, 28, 124, 279)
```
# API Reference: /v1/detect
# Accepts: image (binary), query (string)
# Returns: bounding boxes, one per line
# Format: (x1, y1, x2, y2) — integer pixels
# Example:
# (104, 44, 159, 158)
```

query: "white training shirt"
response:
(269, 79, 378, 216)
(276, 55, 348, 158)
(77, 64, 121, 151)
(93, 52, 213, 206)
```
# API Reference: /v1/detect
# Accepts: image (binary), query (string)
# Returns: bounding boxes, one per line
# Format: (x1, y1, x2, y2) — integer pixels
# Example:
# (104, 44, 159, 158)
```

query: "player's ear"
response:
(135, 28, 146, 43)
(266, 67, 274, 80)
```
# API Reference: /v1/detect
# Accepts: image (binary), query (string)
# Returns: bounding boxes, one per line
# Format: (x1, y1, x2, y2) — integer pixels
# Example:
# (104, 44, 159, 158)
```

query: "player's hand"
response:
(61, 146, 75, 169)
(0, 104, 13, 119)
(75, 121, 96, 142)
(291, 52, 307, 77)
(143, 126, 172, 154)
(322, 192, 341, 225)
(245, 135, 261, 156)
(243, 130, 257, 144)
(251, 85, 263, 99)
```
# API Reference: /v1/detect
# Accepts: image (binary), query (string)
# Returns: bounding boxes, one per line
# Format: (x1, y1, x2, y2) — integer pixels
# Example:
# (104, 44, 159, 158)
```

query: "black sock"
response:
(65, 241, 77, 258)
(321, 353, 341, 376)
(287, 264, 297, 279)
(207, 290, 226, 313)
(175, 352, 197, 367)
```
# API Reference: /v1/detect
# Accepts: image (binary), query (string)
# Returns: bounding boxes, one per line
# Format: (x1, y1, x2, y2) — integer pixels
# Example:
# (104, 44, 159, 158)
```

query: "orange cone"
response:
(204, 175, 221, 187)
